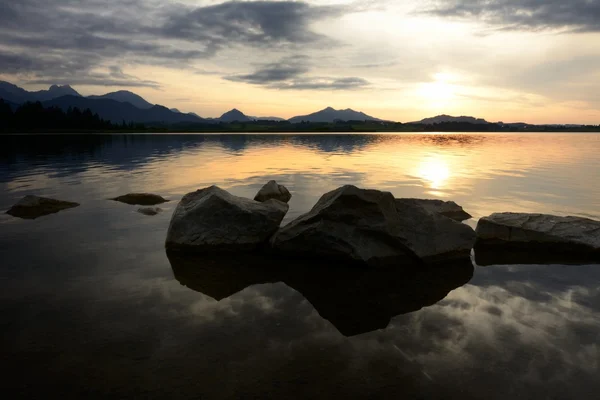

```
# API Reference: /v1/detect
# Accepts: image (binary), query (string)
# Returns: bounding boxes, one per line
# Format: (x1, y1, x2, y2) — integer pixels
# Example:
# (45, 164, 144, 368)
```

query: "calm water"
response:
(1, 133, 599, 399)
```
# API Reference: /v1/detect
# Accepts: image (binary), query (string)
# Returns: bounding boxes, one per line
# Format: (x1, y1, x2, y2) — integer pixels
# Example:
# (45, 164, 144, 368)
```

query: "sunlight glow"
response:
(417, 157, 451, 189)
(418, 73, 457, 109)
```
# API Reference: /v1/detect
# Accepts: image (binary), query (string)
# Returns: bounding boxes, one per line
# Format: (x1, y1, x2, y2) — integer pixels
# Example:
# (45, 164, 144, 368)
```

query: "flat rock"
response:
(137, 207, 162, 216)
(475, 212, 600, 264)
(271, 185, 476, 267)
(254, 180, 292, 203)
(6, 195, 80, 219)
(166, 185, 289, 252)
(395, 198, 471, 221)
(112, 193, 168, 206)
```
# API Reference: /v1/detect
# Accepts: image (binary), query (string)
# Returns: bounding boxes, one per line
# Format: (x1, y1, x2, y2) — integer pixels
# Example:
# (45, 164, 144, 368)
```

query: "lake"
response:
(1, 133, 599, 399)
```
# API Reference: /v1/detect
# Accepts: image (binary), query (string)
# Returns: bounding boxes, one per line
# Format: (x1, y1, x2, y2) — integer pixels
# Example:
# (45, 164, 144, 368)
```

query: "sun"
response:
(418, 73, 456, 108)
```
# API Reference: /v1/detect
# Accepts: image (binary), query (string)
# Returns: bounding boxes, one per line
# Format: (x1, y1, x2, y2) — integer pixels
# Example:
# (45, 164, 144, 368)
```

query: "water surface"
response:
(1, 133, 599, 399)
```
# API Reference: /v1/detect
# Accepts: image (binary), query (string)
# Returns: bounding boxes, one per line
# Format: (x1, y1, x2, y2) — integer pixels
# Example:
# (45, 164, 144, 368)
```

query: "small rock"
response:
(6, 195, 80, 220)
(254, 180, 292, 203)
(475, 212, 600, 264)
(271, 185, 476, 267)
(166, 185, 289, 252)
(138, 207, 162, 216)
(395, 198, 471, 221)
(112, 193, 168, 206)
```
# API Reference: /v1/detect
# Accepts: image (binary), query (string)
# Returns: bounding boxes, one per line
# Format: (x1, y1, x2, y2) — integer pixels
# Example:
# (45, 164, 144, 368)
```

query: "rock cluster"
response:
(271, 185, 475, 266)
(165, 182, 477, 267)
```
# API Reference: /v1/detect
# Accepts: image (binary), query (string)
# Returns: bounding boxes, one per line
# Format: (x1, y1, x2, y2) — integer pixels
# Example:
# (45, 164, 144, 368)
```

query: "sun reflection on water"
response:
(417, 156, 451, 190)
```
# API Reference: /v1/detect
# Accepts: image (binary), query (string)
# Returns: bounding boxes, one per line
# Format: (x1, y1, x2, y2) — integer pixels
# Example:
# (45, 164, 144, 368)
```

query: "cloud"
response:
(225, 58, 370, 90)
(277, 76, 371, 90)
(28, 65, 161, 88)
(0, 0, 348, 87)
(225, 59, 311, 84)
(158, 1, 345, 48)
(422, 0, 600, 32)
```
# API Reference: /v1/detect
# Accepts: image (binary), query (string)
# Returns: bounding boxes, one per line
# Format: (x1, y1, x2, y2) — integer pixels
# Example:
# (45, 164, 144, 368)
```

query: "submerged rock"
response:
(6, 195, 80, 220)
(166, 185, 289, 252)
(137, 207, 163, 216)
(112, 193, 168, 206)
(395, 198, 472, 221)
(271, 185, 476, 267)
(254, 180, 292, 203)
(475, 212, 600, 265)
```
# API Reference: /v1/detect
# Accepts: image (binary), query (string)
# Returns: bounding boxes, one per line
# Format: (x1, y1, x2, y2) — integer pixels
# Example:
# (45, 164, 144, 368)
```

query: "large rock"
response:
(166, 185, 289, 252)
(395, 198, 471, 221)
(475, 213, 600, 265)
(271, 185, 476, 267)
(254, 180, 292, 203)
(6, 195, 80, 219)
(112, 193, 168, 205)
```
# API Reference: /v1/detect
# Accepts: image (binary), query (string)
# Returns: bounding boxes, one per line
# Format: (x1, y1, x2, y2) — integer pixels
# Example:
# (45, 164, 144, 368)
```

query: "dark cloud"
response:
(225, 58, 370, 90)
(159, 1, 344, 47)
(225, 59, 311, 84)
(423, 0, 600, 32)
(0, 0, 347, 87)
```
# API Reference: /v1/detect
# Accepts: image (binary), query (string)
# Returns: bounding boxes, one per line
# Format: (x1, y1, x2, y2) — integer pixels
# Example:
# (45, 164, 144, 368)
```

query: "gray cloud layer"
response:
(225, 58, 370, 90)
(0, 1, 350, 88)
(424, 0, 600, 32)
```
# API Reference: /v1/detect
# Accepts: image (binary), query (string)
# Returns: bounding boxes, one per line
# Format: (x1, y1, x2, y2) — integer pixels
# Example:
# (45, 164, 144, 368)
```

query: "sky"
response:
(0, 0, 599, 123)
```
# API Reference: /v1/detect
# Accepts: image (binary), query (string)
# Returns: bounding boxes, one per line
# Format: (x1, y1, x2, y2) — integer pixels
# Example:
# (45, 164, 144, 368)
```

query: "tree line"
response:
(0, 100, 146, 133)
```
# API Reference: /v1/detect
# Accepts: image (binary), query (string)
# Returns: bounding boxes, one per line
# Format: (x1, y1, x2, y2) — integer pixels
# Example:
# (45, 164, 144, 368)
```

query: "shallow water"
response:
(1, 133, 599, 399)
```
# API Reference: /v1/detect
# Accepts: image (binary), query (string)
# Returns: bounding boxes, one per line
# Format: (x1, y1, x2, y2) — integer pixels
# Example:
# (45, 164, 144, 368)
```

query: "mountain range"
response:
(411, 115, 490, 125)
(88, 91, 154, 109)
(43, 96, 204, 124)
(0, 81, 387, 124)
(288, 107, 382, 123)
(0, 81, 80, 104)
(2, 81, 580, 127)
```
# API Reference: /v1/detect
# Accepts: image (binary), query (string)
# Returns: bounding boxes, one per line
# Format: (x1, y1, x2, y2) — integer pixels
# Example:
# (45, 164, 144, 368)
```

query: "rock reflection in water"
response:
(473, 243, 600, 266)
(167, 252, 474, 336)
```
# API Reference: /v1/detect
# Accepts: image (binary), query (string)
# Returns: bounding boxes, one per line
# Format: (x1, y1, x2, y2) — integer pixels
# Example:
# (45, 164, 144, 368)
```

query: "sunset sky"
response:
(1, 0, 599, 123)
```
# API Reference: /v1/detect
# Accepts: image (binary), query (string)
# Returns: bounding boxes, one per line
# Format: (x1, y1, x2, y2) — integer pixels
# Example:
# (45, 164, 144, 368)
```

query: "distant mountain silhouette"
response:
(43, 96, 204, 124)
(0, 81, 81, 104)
(219, 108, 252, 122)
(252, 116, 286, 121)
(413, 115, 490, 125)
(289, 107, 381, 123)
(170, 108, 181, 113)
(88, 90, 153, 109)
